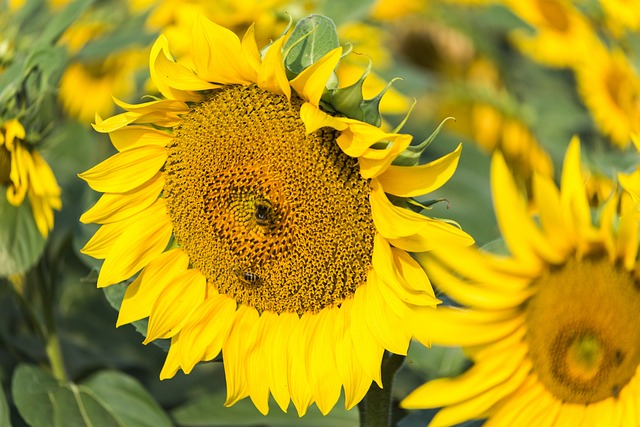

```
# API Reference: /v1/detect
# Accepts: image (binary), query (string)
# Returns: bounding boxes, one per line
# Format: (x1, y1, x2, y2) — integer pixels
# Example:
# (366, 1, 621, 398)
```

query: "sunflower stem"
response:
(45, 331, 67, 382)
(358, 353, 405, 427)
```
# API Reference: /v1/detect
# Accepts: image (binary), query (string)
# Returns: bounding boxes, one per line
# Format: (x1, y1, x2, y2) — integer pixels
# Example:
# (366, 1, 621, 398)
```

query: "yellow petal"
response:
(411, 306, 523, 347)
(79, 145, 167, 193)
(491, 151, 562, 267)
(357, 134, 412, 179)
(402, 342, 527, 409)
(97, 199, 172, 287)
(336, 118, 400, 158)
(117, 248, 190, 326)
(560, 137, 594, 240)
(290, 47, 342, 106)
(223, 305, 258, 407)
(179, 294, 237, 373)
(80, 172, 163, 224)
(344, 296, 384, 387)
(240, 24, 261, 72)
(370, 181, 474, 251)
(373, 234, 439, 306)
(246, 313, 272, 415)
(288, 313, 314, 416)
(159, 334, 182, 379)
(423, 256, 532, 310)
(618, 193, 639, 270)
(363, 270, 412, 354)
(377, 144, 462, 197)
(257, 36, 291, 99)
(431, 360, 536, 427)
(191, 15, 257, 85)
(266, 311, 295, 412)
(532, 171, 575, 253)
(93, 99, 188, 132)
(299, 103, 348, 134)
(81, 221, 128, 259)
(150, 35, 214, 101)
(429, 359, 532, 427)
(334, 315, 372, 410)
(305, 307, 342, 415)
(109, 126, 173, 152)
(145, 269, 206, 341)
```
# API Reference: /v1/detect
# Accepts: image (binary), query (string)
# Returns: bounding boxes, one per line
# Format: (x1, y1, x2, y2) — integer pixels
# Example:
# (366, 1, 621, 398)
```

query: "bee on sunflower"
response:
(79, 15, 473, 416)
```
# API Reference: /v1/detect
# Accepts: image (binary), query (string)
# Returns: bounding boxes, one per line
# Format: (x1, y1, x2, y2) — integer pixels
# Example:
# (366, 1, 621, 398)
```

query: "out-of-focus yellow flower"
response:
(403, 138, 640, 426)
(600, 0, 640, 34)
(574, 47, 640, 149)
(59, 50, 147, 123)
(503, 0, 600, 68)
(369, 0, 426, 21)
(0, 119, 61, 237)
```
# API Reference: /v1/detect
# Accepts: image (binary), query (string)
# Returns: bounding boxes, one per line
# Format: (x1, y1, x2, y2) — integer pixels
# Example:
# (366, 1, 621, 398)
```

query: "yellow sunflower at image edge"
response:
(0, 119, 61, 237)
(401, 137, 640, 426)
(78, 15, 473, 416)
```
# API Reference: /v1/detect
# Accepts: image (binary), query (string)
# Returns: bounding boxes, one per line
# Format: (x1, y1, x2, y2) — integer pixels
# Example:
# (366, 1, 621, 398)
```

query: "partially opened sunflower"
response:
(402, 137, 640, 426)
(79, 15, 473, 415)
(1, 119, 61, 238)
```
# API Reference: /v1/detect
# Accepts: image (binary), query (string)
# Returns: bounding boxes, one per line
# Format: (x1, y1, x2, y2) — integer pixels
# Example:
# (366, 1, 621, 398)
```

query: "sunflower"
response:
(0, 119, 61, 237)
(401, 137, 640, 426)
(600, 0, 640, 34)
(575, 47, 640, 149)
(79, 16, 473, 415)
(502, 0, 600, 68)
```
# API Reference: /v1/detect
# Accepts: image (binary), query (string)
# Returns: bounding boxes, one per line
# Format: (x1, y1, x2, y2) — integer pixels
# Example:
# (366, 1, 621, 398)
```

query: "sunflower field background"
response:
(1, 0, 639, 426)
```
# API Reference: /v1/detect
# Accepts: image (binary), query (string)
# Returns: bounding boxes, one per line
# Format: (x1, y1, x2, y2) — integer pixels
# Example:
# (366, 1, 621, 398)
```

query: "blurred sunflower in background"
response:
(79, 14, 473, 416)
(402, 138, 640, 425)
(0, 119, 60, 237)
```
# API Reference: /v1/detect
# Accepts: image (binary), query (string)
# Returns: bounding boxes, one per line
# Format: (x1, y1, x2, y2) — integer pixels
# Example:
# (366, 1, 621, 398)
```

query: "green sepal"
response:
(321, 59, 400, 127)
(283, 14, 340, 78)
(392, 117, 456, 166)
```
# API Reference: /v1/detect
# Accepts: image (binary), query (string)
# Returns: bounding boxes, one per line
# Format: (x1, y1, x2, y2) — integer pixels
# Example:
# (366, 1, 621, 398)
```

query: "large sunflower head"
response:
(0, 119, 61, 238)
(79, 15, 473, 416)
(401, 136, 640, 425)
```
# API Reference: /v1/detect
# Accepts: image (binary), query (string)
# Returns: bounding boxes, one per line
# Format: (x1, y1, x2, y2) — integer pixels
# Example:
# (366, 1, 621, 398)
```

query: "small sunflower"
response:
(503, 0, 600, 68)
(0, 119, 61, 237)
(79, 16, 473, 415)
(575, 47, 640, 148)
(401, 137, 640, 426)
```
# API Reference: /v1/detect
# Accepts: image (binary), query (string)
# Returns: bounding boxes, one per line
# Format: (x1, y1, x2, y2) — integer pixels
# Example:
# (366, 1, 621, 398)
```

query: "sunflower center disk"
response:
(164, 85, 376, 315)
(525, 257, 640, 404)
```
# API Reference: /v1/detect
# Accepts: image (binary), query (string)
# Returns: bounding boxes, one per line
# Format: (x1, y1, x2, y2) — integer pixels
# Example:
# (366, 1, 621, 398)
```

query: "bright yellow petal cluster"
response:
(80, 16, 473, 416)
(0, 119, 61, 237)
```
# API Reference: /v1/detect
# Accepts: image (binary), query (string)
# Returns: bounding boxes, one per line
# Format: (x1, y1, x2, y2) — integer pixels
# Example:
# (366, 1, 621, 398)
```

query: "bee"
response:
(243, 271, 261, 284)
(254, 201, 272, 226)
(233, 267, 262, 286)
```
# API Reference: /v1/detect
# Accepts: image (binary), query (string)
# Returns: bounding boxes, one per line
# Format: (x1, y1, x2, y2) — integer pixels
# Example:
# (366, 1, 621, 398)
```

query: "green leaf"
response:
(0, 382, 12, 427)
(82, 371, 172, 427)
(12, 365, 172, 427)
(171, 390, 358, 427)
(0, 193, 47, 277)
(51, 385, 121, 427)
(12, 364, 59, 427)
(102, 282, 170, 351)
(284, 15, 340, 77)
